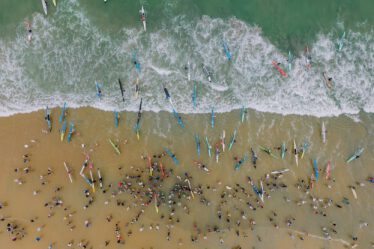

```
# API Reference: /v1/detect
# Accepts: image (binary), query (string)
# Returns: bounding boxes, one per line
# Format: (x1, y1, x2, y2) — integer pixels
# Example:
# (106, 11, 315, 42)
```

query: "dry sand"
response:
(0, 107, 373, 249)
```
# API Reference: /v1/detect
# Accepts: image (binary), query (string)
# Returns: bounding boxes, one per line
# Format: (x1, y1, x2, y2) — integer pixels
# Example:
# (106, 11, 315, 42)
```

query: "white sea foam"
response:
(0, 0, 373, 117)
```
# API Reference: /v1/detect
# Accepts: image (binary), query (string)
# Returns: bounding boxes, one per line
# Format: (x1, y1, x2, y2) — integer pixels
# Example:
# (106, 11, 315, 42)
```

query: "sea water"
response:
(0, 0, 373, 117)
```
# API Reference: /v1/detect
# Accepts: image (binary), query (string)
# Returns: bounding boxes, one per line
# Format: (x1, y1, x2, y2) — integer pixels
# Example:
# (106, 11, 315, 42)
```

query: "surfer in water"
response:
(97, 85, 102, 97)
(305, 46, 312, 68)
(323, 72, 334, 89)
(163, 87, 170, 100)
(140, 13, 145, 22)
(24, 21, 32, 42)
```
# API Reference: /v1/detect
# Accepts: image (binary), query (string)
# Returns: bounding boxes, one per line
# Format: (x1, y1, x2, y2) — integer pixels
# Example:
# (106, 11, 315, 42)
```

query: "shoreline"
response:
(0, 107, 373, 249)
(0, 105, 371, 120)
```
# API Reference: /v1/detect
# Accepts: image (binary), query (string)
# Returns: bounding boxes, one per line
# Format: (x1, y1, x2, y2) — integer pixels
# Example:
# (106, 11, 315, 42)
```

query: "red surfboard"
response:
(272, 61, 287, 77)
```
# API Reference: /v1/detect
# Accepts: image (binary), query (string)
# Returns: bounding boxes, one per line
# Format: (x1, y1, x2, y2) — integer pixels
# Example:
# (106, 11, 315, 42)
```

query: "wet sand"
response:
(0, 107, 373, 249)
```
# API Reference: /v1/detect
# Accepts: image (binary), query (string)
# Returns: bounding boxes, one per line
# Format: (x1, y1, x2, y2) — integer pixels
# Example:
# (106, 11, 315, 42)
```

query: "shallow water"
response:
(0, 108, 373, 248)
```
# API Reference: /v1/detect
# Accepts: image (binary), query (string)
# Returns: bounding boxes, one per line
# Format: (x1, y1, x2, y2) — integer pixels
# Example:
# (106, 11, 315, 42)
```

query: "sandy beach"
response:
(0, 107, 373, 249)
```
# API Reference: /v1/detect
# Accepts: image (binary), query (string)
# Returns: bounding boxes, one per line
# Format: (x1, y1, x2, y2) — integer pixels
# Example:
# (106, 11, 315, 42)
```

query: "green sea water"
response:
(1, 0, 373, 51)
